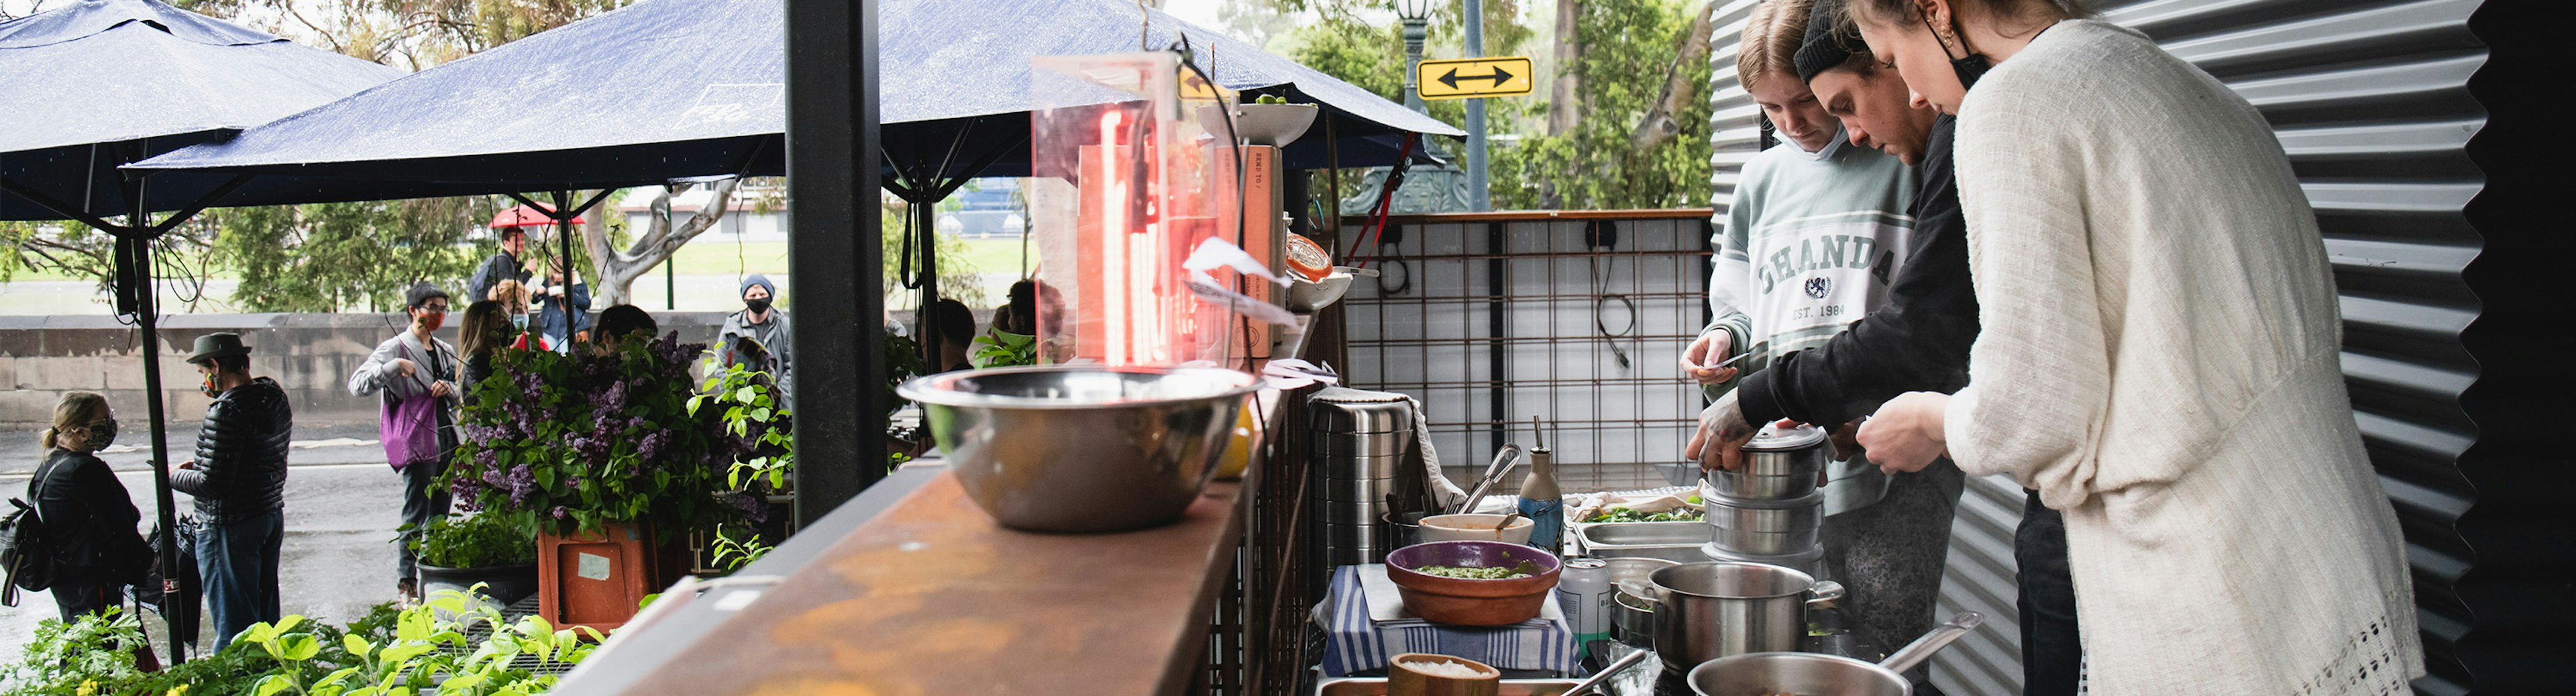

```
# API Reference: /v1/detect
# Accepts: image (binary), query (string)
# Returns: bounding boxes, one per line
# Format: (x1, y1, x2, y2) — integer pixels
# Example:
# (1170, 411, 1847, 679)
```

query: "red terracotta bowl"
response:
(1384, 541, 1562, 626)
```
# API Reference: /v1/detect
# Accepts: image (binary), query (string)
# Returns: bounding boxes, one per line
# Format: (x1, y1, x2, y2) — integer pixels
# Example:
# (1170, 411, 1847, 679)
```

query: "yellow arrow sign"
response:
(1417, 56, 1534, 99)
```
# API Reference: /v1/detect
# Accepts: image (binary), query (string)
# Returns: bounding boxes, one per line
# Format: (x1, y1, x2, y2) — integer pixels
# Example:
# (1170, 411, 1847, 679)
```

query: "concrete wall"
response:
(0, 312, 733, 430)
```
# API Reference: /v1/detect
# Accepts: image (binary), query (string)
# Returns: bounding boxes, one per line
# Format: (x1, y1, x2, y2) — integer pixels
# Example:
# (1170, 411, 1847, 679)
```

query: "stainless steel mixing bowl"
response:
(898, 364, 1262, 532)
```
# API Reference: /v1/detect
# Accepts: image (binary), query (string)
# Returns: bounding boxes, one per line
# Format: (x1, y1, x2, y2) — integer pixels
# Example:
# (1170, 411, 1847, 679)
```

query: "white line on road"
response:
(0, 461, 386, 483)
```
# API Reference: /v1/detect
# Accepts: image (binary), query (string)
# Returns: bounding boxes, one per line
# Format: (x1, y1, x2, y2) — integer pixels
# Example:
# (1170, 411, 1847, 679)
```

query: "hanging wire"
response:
(1587, 221, 1638, 370)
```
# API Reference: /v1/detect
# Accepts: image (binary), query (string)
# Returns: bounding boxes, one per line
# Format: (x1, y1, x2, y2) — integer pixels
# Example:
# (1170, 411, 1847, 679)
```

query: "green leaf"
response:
(255, 675, 297, 696)
(317, 666, 364, 689)
(443, 672, 489, 691)
(282, 633, 323, 660)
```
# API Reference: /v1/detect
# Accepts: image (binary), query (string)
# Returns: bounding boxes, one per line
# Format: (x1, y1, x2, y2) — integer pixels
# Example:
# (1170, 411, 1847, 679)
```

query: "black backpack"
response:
(1, 459, 61, 605)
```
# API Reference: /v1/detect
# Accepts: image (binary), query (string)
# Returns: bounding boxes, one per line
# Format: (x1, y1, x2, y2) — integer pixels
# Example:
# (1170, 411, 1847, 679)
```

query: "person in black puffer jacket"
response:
(31, 392, 154, 623)
(173, 332, 292, 652)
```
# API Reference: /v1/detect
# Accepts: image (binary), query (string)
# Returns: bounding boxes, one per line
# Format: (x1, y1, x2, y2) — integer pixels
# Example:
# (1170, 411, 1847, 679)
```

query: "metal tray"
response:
(1573, 521, 1712, 563)
(1315, 677, 1585, 695)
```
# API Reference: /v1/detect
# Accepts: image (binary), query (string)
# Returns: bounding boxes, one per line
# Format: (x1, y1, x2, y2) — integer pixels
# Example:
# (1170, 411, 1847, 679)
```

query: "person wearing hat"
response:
(468, 227, 533, 305)
(347, 282, 460, 604)
(172, 331, 293, 652)
(716, 275, 793, 396)
(1677, 1, 1965, 689)
(531, 254, 591, 354)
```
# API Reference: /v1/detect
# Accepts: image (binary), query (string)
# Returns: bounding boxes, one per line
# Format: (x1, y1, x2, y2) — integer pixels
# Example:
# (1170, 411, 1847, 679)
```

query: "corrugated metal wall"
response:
(1702, 0, 2571, 694)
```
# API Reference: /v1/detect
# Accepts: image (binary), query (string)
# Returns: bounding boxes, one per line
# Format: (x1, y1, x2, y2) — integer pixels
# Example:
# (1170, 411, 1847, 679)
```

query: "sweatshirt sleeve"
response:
(1943, 93, 2113, 504)
(1703, 159, 1762, 392)
(349, 336, 423, 399)
(1739, 118, 1979, 428)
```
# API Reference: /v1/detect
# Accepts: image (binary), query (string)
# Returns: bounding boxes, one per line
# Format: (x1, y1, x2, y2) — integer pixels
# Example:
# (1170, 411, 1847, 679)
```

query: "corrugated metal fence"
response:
(1701, 0, 2575, 694)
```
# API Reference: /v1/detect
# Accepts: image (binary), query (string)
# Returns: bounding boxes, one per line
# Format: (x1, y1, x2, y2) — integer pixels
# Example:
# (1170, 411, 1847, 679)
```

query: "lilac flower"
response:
(551, 506, 569, 520)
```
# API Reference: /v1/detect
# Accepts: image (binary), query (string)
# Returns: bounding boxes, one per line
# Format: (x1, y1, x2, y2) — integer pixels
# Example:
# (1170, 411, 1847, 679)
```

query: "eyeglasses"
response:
(420, 303, 451, 313)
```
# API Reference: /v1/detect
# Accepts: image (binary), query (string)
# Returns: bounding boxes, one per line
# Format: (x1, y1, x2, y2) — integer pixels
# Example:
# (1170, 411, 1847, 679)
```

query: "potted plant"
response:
(445, 332, 739, 631)
(411, 511, 539, 606)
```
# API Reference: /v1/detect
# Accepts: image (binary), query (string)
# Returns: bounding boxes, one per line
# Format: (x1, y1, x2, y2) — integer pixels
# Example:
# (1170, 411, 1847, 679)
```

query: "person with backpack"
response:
(17, 393, 153, 621)
(176, 332, 294, 652)
(349, 283, 459, 605)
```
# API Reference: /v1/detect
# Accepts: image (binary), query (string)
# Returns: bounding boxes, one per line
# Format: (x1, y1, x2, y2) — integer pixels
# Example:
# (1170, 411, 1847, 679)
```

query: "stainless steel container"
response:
(1620, 561, 1845, 671)
(1704, 423, 1829, 501)
(1821, 456, 1892, 516)
(1686, 613, 1983, 696)
(1308, 388, 1423, 568)
(1702, 491, 1824, 556)
(1574, 521, 1714, 563)
(1601, 557, 1677, 648)
(898, 365, 1260, 532)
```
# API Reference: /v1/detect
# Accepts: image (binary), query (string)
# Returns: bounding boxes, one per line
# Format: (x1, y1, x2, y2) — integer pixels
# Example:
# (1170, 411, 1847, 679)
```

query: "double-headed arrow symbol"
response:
(1438, 64, 1515, 91)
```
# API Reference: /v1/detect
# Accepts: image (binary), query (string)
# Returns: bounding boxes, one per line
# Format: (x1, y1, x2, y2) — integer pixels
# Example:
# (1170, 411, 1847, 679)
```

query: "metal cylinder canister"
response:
(1557, 557, 1613, 656)
(1306, 387, 1423, 570)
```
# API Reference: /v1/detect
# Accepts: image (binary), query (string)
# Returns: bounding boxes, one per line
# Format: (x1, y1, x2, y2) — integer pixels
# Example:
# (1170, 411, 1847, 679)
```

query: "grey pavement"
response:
(0, 435, 407, 664)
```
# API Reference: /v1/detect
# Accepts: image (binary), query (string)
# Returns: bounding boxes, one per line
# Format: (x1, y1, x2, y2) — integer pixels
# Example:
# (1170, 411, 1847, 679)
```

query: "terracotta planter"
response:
(537, 521, 690, 633)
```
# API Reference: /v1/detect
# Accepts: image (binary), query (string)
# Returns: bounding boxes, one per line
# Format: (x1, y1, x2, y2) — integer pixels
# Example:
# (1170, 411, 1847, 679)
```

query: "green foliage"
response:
(411, 513, 539, 569)
(710, 524, 773, 572)
(881, 200, 987, 309)
(2, 608, 152, 694)
(688, 358, 794, 493)
(211, 197, 503, 313)
(968, 329, 1036, 369)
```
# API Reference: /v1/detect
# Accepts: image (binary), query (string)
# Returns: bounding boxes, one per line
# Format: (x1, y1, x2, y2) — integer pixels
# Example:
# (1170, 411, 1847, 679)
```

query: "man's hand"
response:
(1680, 332, 1737, 385)
(392, 358, 419, 377)
(1857, 392, 1951, 474)
(178, 459, 198, 470)
(429, 381, 455, 399)
(1684, 391, 1760, 471)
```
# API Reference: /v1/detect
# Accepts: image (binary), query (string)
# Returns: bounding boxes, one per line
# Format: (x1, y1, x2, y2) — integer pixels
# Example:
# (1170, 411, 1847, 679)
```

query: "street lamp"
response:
(1397, 0, 1434, 113)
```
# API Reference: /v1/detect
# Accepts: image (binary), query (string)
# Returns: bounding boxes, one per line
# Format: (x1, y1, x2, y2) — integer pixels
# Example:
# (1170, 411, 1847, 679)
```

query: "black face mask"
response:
(1925, 13, 1992, 91)
(744, 297, 771, 314)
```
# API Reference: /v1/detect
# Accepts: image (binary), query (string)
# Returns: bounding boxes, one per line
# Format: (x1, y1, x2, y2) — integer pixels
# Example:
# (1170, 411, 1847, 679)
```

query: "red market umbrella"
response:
(491, 203, 584, 228)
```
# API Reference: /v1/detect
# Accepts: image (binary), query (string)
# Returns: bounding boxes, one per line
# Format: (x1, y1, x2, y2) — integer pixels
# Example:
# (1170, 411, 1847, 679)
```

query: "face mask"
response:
(511, 313, 531, 330)
(87, 420, 118, 450)
(418, 309, 446, 332)
(1923, 13, 1992, 91)
(202, 373, 222, 398)
(745, 297, 771, 313)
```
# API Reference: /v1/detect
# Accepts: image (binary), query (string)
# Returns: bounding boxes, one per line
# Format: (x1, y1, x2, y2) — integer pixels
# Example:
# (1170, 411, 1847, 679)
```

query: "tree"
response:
(213, 197, 498, 311)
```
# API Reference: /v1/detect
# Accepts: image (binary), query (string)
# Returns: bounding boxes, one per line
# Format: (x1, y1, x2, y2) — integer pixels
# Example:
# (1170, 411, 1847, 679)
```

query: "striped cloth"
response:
(1320, 564, 1581, 677)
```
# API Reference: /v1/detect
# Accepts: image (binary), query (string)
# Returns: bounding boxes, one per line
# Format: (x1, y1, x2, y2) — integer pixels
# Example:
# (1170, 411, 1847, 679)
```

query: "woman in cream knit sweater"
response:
(1838, 1, 2425, 693)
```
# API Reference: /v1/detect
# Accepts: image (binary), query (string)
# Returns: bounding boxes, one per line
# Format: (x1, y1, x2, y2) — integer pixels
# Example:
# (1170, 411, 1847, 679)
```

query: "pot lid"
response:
(1741, 422, 1827, 452)
(1306, 387, 1413, 433)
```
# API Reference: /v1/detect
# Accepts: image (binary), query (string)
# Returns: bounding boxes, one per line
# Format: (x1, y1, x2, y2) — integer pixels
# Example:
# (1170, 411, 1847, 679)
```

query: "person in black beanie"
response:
(1678, 1, 1984, 693)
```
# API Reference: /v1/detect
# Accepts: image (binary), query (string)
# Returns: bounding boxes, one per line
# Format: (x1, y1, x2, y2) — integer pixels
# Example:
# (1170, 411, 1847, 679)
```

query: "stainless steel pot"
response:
(1686, 612, 1983, 696)
(1702, 491, 1823, 556)
(1821, 456, 1892, 517)
(1703, 423, 1829, 500)
(1600, 557, 1676, 648)
(1697, 542, 1826, 577)
(1616, 562, 1845, 670)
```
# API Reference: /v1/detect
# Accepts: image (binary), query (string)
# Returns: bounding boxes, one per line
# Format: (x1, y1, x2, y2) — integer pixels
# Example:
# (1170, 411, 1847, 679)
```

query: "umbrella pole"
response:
(131, 236, 189, 664)
(914, 197, 938, 366)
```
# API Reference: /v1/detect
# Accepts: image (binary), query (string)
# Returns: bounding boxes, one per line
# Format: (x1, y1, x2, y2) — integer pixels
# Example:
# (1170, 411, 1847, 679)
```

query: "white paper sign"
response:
(1183, 238, 1295, 287)
(1187, 270, 1300, 326)
(576, 552, 613, 581)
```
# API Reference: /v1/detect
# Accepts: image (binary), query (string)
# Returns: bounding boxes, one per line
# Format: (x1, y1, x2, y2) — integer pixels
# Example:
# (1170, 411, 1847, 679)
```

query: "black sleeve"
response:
(70, 460, 140, 538)
(1739, 117, 1980, 427)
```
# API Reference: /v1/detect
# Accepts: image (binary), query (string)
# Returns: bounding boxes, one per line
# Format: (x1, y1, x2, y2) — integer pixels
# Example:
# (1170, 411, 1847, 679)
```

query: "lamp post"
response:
(1397, 0, 1433, 114)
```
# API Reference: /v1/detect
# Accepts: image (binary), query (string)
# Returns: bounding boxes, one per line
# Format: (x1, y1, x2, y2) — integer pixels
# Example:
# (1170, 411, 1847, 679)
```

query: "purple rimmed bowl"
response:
(1384, 541, 1563, 626)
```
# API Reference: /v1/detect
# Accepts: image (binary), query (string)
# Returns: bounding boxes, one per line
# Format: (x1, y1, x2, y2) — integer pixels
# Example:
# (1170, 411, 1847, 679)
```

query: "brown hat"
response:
(184, 332, 252, 365)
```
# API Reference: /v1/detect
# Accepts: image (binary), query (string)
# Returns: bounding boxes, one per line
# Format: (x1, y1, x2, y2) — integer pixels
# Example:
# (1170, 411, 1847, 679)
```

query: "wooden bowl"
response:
(1384, 541, 1562, 626)
(1387, 653, 1502, 696)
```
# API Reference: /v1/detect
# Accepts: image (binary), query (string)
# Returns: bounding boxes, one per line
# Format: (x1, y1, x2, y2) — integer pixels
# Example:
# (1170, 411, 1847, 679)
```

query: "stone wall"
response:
(0, 311, 733, 430)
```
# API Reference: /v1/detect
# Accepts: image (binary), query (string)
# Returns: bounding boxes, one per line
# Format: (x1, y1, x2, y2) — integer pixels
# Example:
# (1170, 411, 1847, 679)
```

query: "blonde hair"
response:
(42, 392, 111, 452)
(1739, 0, 1821, 92)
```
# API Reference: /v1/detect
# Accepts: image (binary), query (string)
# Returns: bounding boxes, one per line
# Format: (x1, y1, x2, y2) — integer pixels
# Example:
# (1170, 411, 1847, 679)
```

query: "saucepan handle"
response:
(1879, 611, 1984, 674)
(1805, 579, 1845, 605)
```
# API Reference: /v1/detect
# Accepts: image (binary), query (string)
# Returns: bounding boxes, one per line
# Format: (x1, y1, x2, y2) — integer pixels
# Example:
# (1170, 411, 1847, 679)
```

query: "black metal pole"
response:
(1486, 221, 1507, 458)
(785, 0, 884, 524)
(555, 191, 575, 313)
(131, 235, 187, 663)
(914, 197, 939, 368)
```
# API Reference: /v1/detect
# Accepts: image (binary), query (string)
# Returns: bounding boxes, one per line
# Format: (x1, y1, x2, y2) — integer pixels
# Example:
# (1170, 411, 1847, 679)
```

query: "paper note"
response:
(576, 552, 612, 581)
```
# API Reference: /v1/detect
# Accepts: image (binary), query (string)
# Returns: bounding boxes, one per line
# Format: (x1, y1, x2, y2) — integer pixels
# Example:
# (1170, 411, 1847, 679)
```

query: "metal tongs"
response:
(1453, 442, 1523, 515)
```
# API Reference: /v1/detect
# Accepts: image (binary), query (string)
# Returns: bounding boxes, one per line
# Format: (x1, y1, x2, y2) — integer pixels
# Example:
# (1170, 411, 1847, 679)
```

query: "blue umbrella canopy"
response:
(0, 0, 402, 221)
(125, 0, 1460, 197)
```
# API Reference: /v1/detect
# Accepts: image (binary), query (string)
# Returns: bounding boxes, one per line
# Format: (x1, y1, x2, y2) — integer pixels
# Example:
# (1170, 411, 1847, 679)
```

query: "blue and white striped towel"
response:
(1320, 564, 1580, 677)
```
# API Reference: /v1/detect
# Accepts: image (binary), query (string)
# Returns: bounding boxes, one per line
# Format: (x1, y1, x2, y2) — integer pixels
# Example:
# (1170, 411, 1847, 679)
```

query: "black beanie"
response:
(1792, 0, 1868, 83)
